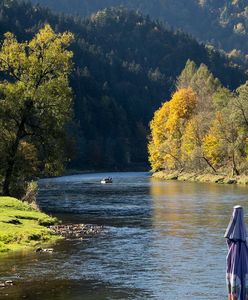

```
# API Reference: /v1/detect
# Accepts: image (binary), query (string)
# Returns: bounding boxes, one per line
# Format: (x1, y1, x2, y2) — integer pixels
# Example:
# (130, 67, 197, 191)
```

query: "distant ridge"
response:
(28, 0, 248, 59)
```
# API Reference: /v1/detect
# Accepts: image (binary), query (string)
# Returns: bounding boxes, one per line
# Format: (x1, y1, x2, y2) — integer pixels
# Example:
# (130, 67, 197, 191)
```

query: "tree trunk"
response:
(2, 121, 25, 195)
(2, 100, 33, 195)
(231, 150, 239, 176)
(2, 160, 16, 196)
(202, 156, 217, 173)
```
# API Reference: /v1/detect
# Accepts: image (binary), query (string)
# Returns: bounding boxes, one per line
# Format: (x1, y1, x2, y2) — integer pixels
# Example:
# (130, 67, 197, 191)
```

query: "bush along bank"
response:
(153, 171, 248, 185)
(0, 197, 61, 253)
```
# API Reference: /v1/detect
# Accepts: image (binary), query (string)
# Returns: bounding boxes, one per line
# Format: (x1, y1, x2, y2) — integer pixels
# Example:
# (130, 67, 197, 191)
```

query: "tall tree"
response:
(149, 88, 197, 171)
(0, 24, 74, 196)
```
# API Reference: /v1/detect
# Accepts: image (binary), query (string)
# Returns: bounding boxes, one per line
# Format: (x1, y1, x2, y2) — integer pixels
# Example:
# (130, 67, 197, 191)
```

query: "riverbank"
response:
(0, 197, 61, 253)
(153, 171, 248, 185)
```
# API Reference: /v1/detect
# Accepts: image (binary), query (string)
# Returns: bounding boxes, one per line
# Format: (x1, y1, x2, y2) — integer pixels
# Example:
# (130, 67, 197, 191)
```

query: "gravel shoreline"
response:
(49, 224, 103, 239)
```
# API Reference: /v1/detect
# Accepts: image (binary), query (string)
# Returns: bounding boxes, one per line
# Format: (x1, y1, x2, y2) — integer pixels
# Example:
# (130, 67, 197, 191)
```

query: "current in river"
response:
(1, 172, 248, 299)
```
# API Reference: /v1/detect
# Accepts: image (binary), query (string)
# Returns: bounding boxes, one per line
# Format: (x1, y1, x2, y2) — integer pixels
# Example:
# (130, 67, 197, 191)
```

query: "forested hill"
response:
(0, 1, 247, 169)
(28, 0, 248, 59)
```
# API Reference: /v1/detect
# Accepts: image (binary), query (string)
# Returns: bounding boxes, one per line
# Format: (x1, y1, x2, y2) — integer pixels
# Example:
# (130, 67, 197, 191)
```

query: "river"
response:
(1, 172, 248, 299)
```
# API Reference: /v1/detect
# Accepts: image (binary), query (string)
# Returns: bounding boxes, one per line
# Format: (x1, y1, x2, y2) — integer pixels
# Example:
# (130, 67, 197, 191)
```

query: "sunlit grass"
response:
(0, 197, 61, 253)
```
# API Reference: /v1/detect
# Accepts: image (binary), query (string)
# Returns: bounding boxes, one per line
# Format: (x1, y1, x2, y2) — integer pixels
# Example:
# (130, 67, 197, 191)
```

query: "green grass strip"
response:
(0, 197, 61, 253)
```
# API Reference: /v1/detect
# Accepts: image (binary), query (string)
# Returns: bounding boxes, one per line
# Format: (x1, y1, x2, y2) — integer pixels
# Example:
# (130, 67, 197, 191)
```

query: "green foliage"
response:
(212, 87, 233, 109)
(176, 60, 198, 89)
(149, 60, 248, 176)
(0, 196, 59, 253)
(0, 24, 73, 196)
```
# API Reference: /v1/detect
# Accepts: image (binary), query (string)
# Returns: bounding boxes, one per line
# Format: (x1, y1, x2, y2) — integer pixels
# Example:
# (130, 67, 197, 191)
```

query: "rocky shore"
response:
(50, 224, 103, 239)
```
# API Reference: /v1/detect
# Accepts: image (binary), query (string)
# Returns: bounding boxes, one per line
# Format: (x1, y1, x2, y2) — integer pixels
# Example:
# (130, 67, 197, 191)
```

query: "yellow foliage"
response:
(165, 88, 197, 133)
(162, 138, 181, 169)
(203, 132, 222, 167)
(150, 101, 170, 146)
(181, 119, 198, 160)
(148, 141, 164, 171)
(149, 88, 197, 171)
(170, 88, 197, 119)
(149, 62, 248, 174)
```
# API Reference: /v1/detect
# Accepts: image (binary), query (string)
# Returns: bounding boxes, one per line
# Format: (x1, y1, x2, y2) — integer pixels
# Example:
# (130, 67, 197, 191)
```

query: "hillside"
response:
(0, 0, 247, 169)
(28, 0, 248, 60)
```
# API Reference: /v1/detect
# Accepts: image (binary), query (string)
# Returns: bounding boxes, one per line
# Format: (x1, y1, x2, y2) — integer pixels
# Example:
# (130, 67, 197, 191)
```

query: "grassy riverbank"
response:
(0, 197, 61, 253)
(153, 171, 248, 185)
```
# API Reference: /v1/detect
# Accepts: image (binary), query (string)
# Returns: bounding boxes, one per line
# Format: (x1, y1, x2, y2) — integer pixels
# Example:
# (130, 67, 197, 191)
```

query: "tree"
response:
(181, 114, 218, 172)
(202, 116, 224, 171)
(204, 110, 245, 176)
(176, 59, 197, 89)
(234, 81, 248, 128)
(212, 87, 233, 110)
(0, 24, 74, 196)
(148, 102, 171, 171)
(148, 88, 197, 171)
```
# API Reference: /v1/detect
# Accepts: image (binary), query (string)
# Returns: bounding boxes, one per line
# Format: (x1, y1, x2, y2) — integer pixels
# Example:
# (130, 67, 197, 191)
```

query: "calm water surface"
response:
(1, 172, 248, 299)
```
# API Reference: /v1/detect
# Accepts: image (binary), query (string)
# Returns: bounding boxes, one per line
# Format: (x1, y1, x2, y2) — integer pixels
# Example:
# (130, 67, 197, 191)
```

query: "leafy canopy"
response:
(0, 24, 74, 196)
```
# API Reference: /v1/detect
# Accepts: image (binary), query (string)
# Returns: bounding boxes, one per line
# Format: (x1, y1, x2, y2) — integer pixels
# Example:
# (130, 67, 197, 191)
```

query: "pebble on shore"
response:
(49, 224, 103, 239)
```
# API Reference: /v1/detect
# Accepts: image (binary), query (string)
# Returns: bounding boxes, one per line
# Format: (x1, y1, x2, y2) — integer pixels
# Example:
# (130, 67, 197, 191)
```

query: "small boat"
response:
(101, 177, 113, 184)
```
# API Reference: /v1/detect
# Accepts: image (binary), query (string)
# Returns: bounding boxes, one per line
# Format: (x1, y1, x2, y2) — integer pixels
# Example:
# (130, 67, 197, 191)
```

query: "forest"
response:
(28, 0, 248, 63)
(149, 60, 248, 177)
(0, 0, 247, 174)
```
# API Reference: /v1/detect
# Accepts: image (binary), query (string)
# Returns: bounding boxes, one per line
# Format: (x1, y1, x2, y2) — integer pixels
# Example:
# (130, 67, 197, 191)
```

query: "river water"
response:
(1, 172, 248, 299)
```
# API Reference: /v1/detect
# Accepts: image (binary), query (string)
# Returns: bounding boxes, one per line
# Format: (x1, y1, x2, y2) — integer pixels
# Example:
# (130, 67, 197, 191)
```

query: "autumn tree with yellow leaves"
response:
(149, 88, 197, 171)
(149, 60, 248, 176)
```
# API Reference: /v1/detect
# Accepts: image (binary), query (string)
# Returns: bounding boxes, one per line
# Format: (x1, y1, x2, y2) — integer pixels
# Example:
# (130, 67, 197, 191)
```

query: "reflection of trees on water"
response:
(149, 177, 248, 238)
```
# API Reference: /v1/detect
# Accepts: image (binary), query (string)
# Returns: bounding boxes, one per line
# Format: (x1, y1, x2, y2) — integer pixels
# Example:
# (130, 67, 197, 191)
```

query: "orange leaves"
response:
(165, 88, 197, 133)
(170, 88, 197, 119)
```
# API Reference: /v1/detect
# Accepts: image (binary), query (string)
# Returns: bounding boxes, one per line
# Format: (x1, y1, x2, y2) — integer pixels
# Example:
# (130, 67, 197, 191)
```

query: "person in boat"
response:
(101, 177, 112, 183)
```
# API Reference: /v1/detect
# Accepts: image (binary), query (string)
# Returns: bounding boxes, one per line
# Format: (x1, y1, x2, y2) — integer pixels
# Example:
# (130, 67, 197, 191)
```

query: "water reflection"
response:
(150, 177, 248, 299)
(1, 173, 248, 299)
(150, 177, 248, 233)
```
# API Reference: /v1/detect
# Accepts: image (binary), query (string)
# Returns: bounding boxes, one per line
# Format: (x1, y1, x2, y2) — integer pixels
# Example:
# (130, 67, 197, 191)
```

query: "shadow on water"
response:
(0, 279, 149, 300)
(1, 172, 248, 299)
